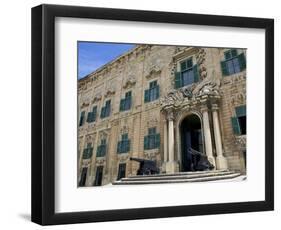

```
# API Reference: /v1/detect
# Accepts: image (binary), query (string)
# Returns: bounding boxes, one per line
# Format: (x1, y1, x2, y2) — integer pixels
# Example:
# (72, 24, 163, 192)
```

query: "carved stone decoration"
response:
(120, 126, 129, 135)
(160, 73, 221, 114)
(96, 158, 106, 165)
(234, 135, 246, 150)
(195, 48, 207, 80)
(81, 101, 90, 109)
(92, 93, 102, 103)
(145, 64, 162, 80)
(118, 154, 129, 163)
(143, 150, 158, 161)
(82, 159, 91, 167)
(147, 118, 158, 128)
(123, 75, 136, 89)
(104, 82, 116, 98)
(230, 93, 246, 106)
(193, 70, 221, 97)
(99, 130, 108, 140)
(85, 134, 94, 145)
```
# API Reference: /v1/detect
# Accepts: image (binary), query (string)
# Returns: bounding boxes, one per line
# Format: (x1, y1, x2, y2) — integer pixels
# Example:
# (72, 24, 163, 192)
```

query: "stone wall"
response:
(78, 45, 247, 186)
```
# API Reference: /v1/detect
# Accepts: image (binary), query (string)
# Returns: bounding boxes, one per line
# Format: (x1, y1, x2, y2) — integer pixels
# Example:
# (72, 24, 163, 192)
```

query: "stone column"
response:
(165, 111, 178, 173)
(201, 105, 216, 168)
(212, 104, 228, 169)
(163, 119, 168, 163)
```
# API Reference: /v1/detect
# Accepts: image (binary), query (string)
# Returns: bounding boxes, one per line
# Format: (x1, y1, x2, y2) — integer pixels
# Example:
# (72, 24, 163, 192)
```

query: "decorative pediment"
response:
(81, 101, 90, 109)
(96, 158, 106, 165)
(160, 75, 221, 112)
(92, 93, 102, 103)
(145, 64, 162, 80)
(123, 75, 136, 89)
(120, 125, 129, 135)
(104, 89, 115, 98)
(146, 118, 158, 128)
(118, 154, 129, 163)
(99, 130, 108, 140)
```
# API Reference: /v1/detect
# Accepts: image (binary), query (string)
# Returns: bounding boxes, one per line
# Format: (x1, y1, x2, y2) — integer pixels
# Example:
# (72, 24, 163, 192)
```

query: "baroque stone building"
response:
(78, 45, 246, 186)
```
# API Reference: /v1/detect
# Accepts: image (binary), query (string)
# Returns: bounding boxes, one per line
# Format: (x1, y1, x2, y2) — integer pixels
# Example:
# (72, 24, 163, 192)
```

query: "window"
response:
(144, 80, 160, 103)
(144, 127, 160, 150)
(82, 143, 93, 159)
(231, 105, 246, 135)
(87, 106, 97, 123)
(175, 57, 199, 88)
(94, 166, 103, 186)
(117, 133, 130, 153)
(79, 111, 85, 126)
(117, 163, 126, 180)
(100, 100, 111, 118)
(221, 49, 246, 76)
(120, 91, 132, 111)
(96, 139, 107, 157)
(79, 167, 88, 186)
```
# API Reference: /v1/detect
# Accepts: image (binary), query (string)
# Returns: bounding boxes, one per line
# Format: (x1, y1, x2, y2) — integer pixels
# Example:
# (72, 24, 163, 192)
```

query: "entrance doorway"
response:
(180, 114, 203, 171)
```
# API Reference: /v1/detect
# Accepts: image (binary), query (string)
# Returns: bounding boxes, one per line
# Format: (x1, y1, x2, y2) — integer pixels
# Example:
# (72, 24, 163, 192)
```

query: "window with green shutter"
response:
(87, 106, 97, 123)
(100, 100, 111, 118)
(221, 49, 246, 76)
(117, 133, 130, 154)
(79, 111, 85, 126)
(82, 143, 93, 159)
(144, 81, 160, 103)
(144, 127, 160, 150)
(175, 57, 199, 88)
(120, 91, 132, 111)
(96, 139, 107, 157)
(231, 105, 246, 135)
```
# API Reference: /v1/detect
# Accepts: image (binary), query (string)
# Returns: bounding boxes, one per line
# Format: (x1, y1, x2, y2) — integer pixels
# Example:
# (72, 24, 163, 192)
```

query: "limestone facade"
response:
(78, 45, 247, 186)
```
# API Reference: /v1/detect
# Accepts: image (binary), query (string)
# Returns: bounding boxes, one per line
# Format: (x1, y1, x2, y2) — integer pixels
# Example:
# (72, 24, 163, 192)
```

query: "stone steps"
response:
(113, 170, 241, 185)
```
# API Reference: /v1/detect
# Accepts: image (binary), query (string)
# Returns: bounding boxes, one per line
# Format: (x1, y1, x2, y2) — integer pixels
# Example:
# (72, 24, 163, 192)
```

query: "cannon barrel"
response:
(129, 157, 145, 163)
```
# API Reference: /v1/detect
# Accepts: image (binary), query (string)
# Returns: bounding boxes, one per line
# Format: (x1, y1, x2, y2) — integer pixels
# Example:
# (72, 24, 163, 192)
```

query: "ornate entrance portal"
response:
(180, 114, 203, 171)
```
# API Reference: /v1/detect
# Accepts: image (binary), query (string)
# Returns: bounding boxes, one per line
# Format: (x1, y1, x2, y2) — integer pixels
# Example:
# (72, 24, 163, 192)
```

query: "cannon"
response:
(130, 157, 160, 175)
(188, 148, 214, 171)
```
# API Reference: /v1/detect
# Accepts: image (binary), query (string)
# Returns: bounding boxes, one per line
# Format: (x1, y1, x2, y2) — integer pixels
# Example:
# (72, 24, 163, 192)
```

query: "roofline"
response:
(78, 44, 141, 83)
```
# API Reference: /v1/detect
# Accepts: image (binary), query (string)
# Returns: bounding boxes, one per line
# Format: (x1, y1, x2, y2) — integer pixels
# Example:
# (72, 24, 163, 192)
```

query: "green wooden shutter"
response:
(238, 53, 246, 71)
(119, 99, 124, 111)
(79, 111, 85, 126)
(155, 133, 160, 148)
(92, 107, 97, 121)
(235, 105, 246, 117)
(231, 117, 241, 135)
(89, 147, 93, 158)
(144, 89, 150, 103)
(126, 140, 130, 152)
(117, 141, 121, 153)
(224, 50, 231, 60)
(155, 85, 160, 99)
(175, 72, 182, 88)
(220, 60, 229, 76)
(231, 49, 238, 57)
(180, 61, 187, 71)
(193, 64, 199, 82)
(144, 136, 149, 150)
(86, 112, 91, 122)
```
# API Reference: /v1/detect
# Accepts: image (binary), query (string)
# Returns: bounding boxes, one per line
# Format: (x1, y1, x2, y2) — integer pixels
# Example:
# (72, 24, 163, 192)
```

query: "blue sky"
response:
(78, 42, 135, 79)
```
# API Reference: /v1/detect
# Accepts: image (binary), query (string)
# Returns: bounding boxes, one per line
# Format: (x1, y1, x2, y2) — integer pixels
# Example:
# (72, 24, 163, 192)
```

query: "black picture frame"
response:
(31, 4, 274, 225)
